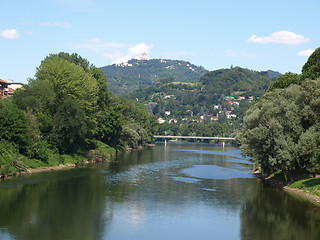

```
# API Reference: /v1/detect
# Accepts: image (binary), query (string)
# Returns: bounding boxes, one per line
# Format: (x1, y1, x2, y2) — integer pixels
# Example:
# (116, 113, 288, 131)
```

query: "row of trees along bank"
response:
(0, 53, 158, 177)
(241, 47, 320, 182)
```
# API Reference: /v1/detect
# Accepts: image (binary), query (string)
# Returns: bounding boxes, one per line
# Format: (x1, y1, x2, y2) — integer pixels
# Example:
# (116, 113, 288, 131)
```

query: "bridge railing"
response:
(154, 135, 236, 140)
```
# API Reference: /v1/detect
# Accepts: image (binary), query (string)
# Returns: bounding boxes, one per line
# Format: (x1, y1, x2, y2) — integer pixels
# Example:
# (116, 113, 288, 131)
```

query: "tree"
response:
(96, 103, 123, 148)
(14, 55, 100, 153)
(13, 79, 56, 135)
(242, 85, 304, 175)
(0, 101, 27, 151)
(53, 97, 89, 153)
(242, 79, 320, 178)
(302, 47, 320, 80)
(268, 72, 301, 91)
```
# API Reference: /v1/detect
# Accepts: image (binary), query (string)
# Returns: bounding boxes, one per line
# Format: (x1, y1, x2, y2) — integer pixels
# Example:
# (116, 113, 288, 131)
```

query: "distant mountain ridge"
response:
(100, 58, 208, 95)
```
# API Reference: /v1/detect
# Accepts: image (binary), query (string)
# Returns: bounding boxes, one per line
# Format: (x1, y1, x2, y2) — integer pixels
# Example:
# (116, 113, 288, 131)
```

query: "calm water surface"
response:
(0, 143, 320, 240)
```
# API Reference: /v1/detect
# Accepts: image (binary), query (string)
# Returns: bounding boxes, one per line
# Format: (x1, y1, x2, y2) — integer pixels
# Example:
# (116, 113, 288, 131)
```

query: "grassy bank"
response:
(0, 141, 118, 179)
(256, 170, 320, 206)
(289, 177, 320, 197)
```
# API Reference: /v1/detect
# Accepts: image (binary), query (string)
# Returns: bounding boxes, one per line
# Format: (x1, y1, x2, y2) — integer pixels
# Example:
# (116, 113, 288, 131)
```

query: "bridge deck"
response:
(154, 135, 235, 140)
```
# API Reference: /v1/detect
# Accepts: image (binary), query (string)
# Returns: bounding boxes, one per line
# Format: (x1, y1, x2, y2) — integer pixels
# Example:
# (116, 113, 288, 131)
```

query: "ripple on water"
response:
(181, 165, 254, 180)
(170, 176, 200, 183)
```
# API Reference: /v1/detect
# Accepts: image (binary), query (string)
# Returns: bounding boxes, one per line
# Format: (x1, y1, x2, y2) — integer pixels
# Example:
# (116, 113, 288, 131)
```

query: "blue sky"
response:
(1, 0, 319, 83)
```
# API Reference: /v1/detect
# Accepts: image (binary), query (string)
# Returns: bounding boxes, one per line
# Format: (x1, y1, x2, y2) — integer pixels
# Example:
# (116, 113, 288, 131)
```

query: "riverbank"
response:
(254, 171, 320, 206)
(0, 143, 155, 180)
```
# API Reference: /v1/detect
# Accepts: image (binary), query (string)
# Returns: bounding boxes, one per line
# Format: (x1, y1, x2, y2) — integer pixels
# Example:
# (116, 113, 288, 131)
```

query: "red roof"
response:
(0, 79, 9, 85)
(8, 87, 15, 93)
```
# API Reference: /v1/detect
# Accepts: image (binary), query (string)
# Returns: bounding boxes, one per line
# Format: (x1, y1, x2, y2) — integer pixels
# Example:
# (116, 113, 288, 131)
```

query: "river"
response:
(0, 143, 320, 240)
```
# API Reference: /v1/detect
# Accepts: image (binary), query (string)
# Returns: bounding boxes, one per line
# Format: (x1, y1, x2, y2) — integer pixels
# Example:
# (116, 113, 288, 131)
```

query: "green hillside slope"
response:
(127, 67, 279, 125)
(100, 59, 208, 95)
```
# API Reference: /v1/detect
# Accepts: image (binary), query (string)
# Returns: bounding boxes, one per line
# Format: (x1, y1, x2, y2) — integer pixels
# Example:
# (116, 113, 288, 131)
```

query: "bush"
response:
(88, 141, 116, 161)
(0, 140, 21, 176)
(26, 140, 53, 164)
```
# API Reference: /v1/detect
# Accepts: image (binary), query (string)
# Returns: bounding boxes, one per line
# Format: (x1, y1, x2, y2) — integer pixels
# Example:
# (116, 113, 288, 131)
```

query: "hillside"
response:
(100, 59, 208, 95)
(200, 67, 277, 97)
(127, 66, 279, 127)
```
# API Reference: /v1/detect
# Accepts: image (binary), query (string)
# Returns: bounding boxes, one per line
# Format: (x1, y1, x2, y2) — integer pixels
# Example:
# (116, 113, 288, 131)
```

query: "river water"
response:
(0, 143, 320, 240)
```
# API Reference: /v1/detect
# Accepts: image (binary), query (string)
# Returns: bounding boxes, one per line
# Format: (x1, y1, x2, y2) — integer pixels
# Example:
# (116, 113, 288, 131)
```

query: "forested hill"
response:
(100, 59, 208, 95)
(128, 66, 279, 104)
(199, 67, 279, 97)
(126, 66, 280, 128)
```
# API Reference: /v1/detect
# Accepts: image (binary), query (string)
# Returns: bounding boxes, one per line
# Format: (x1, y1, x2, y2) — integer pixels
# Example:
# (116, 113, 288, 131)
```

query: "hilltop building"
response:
(140, 52, 149, 61)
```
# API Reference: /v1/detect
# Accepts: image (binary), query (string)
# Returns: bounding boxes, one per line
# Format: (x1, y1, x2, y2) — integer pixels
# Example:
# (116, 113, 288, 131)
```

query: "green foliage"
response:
(289, 177, 320, 196)
(112, 97, 158, 148)
(126, 66, 276, 138)
(93, 141, 116, 156)
(14, 53, 100, 153)
(200, 67, 274, 97)
(0, 140, 20, 175)
(179, 121, 232, 138)
(0, 51, 157, 176)
(242, 78, 320, 176)
(100, 59, 208, 95)
(0, 101, 27, 150)
(54, 97, 89, 153)
(95, 102, 123, 147)
(22, 157, 47, 169)
(157, 121, 232, 141)
(36, 56, 99, 119)
(120, 122, 143, 149)
(302, 47, 320, 80)
(26, 140, 53, 164)
(268, 72, 302, 91)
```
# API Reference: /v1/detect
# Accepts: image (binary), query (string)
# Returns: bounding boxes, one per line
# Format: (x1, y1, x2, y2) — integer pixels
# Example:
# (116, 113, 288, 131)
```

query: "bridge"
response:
(154, 135, 236, 141)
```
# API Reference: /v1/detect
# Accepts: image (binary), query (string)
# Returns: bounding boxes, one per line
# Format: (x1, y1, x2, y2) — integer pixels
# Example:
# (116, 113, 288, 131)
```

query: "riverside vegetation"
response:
(0, 53, 158, 177)
(241, 47, 320, 190)
(2, 47, 320, 203)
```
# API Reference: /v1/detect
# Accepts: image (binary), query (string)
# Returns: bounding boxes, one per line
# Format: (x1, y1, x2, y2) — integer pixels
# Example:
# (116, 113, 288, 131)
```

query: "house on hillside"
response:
(169, 119, 177, 124)
(157, 118, 166, 124)
(211, 116, 219, 121)
(0, 79, 23, 99)
(185, 110, 193, 116)
(0, 79, 9, 99)
(164, 94, 174, 99)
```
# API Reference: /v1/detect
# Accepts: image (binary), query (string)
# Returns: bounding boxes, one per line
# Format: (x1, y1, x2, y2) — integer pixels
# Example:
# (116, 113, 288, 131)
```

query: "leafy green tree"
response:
(96, 103, 123, 148)
(0, 140, 21, 175)
(302, 47, 320, 80)
(14, 54, 100, 153)
(13, 79, 56, 135)
(268, 72, 301, 91)
(242, 85, 304, 175)
(117, 97, 158, 144)
(242, 78, 320, 178)
(0, 101, 27, 150)
(120, 121, 148, 148)
(36, 57, 99, 118)
(53, 97, 89, 153)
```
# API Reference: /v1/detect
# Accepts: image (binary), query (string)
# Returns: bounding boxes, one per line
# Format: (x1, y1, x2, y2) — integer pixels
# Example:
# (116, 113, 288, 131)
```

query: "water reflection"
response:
(0, 143, 319, 240)
(0, 168, 112, 240)
(241, 181, 320, 240)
